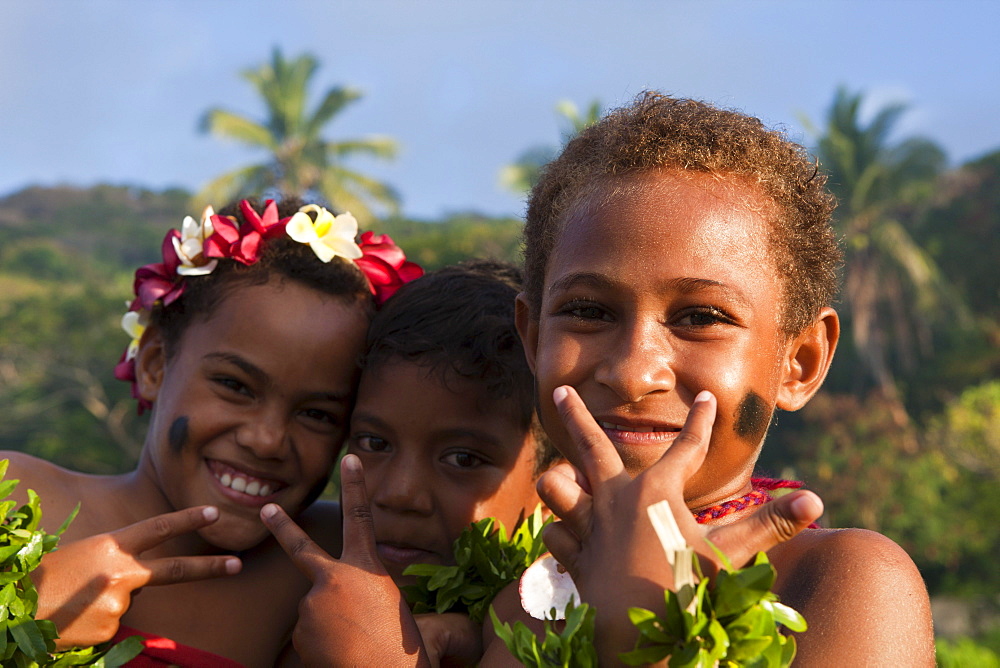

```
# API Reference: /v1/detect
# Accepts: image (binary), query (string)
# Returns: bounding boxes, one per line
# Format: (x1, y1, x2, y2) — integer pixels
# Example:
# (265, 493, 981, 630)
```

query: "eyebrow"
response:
(548, 272, 749, 305)
(205, 352, 352, 403)
(351, 413, 510, 452)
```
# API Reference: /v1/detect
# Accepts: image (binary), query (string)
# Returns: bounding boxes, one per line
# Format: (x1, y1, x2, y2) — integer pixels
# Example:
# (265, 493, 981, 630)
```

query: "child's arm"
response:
(262, 454, 430, 667)
(33, 506, 243, 650)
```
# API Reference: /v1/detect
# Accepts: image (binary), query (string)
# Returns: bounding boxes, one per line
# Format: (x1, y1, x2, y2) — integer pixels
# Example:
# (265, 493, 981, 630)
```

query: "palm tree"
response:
(809, 87, 964, 433)
(199, 49, 399, 223)
(500, 99, 603, 194)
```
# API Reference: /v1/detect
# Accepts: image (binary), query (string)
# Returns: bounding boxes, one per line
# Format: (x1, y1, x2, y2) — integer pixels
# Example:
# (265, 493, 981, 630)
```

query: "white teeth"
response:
(217, 471, 275, 496)
(599, 422, 661, 433)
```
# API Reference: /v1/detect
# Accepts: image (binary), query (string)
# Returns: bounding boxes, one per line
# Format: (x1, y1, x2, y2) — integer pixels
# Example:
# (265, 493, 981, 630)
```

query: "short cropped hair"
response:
(523, 92, 841, 335)
(363, 259, 558, 472)
(154, 197, 372, 359)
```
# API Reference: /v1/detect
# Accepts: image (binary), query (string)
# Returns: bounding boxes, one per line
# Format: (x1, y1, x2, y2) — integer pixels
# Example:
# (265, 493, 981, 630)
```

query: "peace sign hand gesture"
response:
(536, 386, 823, 665)
(261, 455, 429, 667)
(34, 506, 242, 650)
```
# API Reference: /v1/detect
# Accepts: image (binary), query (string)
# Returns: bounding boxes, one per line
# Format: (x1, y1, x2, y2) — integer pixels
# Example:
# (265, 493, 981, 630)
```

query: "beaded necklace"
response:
(692, 477, 804, 524)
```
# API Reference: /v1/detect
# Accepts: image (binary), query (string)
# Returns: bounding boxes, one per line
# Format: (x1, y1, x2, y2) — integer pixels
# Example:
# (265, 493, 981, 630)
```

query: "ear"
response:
(134, 326, 168, 405)
(515, 292, 539, 375)
(775, 307, 839, 411)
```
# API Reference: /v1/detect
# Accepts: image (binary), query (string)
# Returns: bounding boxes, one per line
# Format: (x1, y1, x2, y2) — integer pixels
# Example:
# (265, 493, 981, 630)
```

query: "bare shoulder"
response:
(0, 451, 85, 510)
(770, 528, 935, 666)
(294, 499, 344, 556)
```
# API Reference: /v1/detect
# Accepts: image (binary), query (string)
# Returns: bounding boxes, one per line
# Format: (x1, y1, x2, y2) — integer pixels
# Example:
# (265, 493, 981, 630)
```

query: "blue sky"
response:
(3, 0, 998, 219)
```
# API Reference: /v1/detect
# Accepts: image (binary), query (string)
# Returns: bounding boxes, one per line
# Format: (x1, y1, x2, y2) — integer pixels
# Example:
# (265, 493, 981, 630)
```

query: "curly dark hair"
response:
(523, 92, 841, 335)
(362, 259, 559, 473)
(154, 197, 373, 359)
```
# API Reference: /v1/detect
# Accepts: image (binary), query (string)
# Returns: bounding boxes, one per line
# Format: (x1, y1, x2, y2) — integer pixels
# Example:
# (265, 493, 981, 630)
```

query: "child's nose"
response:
(235, 407, 290, 460)
(594, 318, 675, 402)
(370, 456, 434, 516)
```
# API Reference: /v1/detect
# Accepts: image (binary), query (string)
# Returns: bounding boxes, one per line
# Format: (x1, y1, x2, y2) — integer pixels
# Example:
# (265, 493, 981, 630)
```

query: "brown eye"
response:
(353, 434, 390, 453)
(442, 451, 485, 469)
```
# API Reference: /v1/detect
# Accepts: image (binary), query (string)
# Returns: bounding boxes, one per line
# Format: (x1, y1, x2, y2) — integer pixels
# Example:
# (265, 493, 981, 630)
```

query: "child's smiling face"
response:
(138, 278, 368, 551)
(347, 360, 543, 585)
(518, 169, 798, 508)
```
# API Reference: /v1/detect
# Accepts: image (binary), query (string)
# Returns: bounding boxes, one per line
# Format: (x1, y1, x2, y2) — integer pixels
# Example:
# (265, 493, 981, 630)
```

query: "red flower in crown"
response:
(132, 229, 185, 310)
(204, 199, 289, 265)
(354, 231, 424, 305)
(113, 347, 152, 413)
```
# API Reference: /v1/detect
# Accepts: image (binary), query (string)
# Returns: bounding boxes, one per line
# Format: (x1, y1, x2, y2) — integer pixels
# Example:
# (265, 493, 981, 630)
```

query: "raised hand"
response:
(34, 506, 242, 650)
(261, 454, 430, 668)
(536, 386, 823, 664)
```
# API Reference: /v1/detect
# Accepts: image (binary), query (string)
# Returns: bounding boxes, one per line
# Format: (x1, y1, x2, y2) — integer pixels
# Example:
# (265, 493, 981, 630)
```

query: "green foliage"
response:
(378, 213, 525, 270)
(0, 460, 143, 666)
(490, 598, 598, 668)
(489, 552, 802, 667)
(403, 506, 550, 624)
(936, 636, 1000, 668)
(620, 552, 803, 667)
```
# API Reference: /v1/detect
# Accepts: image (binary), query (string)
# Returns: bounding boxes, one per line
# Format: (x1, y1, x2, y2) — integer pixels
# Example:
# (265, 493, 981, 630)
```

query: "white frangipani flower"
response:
(121, 309, 149, 361)
(286, 204, 363, 263)
(174, 205, 219, 276)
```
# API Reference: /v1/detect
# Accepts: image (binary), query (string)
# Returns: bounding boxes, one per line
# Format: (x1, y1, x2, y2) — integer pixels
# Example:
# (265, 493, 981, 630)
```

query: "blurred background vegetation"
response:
(1, 50, 997, 663)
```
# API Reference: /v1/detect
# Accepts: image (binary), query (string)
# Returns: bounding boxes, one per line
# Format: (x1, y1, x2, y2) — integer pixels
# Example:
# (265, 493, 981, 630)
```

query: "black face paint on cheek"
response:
(168, 416, 190, 454)
(734, 391, 771, 443)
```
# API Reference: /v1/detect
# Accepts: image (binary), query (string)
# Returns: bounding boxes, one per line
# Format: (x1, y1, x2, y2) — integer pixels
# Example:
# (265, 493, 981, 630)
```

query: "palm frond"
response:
(326, 136, 399, 160)
(200, 109, 275, 149)
(307, 87, 363, 136)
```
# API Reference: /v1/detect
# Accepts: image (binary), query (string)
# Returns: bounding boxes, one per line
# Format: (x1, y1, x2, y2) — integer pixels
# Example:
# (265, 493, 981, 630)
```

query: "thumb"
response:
(705, 490, 823, 568)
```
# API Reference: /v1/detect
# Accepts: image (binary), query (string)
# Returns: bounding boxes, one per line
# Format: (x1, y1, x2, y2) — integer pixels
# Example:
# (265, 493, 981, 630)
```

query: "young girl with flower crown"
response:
(1, 197, 421, 666)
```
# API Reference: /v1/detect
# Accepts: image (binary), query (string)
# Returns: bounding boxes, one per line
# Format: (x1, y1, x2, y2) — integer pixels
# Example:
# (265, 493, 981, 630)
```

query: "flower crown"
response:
(114, 199, 423, 413)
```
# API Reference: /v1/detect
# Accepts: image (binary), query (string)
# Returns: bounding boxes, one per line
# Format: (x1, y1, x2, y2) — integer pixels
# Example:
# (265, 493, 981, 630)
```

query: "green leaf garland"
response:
(403, 505, 550, 624)
(0, 459, 144, 667)
(491, 551, 805, 667)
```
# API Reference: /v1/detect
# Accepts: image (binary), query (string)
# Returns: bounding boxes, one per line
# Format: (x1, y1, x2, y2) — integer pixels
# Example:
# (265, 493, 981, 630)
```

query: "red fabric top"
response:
(112, 625, 245, 668)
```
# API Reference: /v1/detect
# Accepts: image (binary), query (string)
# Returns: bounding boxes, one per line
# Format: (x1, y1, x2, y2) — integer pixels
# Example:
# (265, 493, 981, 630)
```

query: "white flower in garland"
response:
(286, 204, 363, 263)
(174, 205, 219, 276)
(121, 309, 149, 362)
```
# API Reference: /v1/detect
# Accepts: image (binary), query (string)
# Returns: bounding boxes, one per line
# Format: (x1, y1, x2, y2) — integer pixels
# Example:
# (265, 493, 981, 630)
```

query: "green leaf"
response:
(763, 600, 807, 633)
(54, 505, 80, 538)
(9, 618, 50, 662)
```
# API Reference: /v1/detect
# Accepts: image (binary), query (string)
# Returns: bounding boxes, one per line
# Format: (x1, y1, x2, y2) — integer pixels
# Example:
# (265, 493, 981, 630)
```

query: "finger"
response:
(143, 553, 242, 587)
(706, 490, 824, 568)
(261, 503, 333, 581)
(553, 385, 626, 488)
(338, 454, 382, 571)
(646, 390, 716, 485)
(116, 506, 223, 554)
(536, 466, 592, 540)
(541, 521, 582, 580)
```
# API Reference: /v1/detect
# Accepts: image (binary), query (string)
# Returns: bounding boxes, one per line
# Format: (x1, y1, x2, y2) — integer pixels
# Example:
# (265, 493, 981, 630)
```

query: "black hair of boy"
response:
(362, 259, 558, 472)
